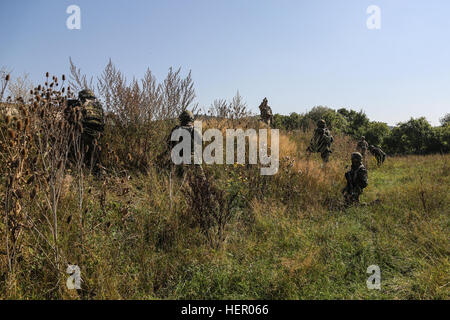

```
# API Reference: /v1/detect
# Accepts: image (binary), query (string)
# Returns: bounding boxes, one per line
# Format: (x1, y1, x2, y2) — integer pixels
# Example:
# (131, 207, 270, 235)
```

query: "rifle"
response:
(342, 171, 354, 196)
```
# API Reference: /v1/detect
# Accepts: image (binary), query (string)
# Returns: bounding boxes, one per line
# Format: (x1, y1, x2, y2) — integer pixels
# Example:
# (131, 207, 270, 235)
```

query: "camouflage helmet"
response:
(361, 136, 366, 140)
(317, 119, 326, 128)
(79, 89, 96, 100)
(351, 152, 363, 162)
(179, 110, 194, 125)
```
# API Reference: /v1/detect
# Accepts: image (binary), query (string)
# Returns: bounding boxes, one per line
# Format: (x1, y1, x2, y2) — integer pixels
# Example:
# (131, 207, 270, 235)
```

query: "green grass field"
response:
(160, 154, 449, 300)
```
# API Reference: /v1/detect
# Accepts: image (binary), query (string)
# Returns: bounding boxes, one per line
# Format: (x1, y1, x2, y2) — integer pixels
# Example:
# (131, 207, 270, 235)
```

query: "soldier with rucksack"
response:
(342, 152, 368, 205)
(167, 110, 205, 180)
(66, 89, 105, 166)
(258, 98, 273, 126)
(356, 136, 369, 160)
(369, 145, 386, 166)
(307, 119, 334, 162)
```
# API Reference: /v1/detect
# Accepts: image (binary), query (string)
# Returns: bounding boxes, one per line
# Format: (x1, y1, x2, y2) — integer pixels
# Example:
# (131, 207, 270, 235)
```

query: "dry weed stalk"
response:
(1, 73, 74, 291)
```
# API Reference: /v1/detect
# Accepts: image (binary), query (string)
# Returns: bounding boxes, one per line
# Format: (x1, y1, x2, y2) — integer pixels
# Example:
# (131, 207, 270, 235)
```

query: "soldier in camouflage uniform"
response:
(168, 110, 205, 180)
(342, 152, 368, 205)
(66, 89, 105, 165)
(356, 136, 369, 160)
(369, 145, 386, 166)
(307, 119, 334, 162)
(258, 98, 273, 126)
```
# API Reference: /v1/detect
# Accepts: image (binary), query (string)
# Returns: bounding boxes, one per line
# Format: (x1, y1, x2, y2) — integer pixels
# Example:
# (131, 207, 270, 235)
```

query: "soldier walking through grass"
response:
(66, 89, 105, 168)
(356, 136, 369, 160)
(307, 119, 334, 162)
(258, 97, 273, 127)
(369, 144, 386, 166)
(168, 109, 206, 180)
(342, 152, 368, 205)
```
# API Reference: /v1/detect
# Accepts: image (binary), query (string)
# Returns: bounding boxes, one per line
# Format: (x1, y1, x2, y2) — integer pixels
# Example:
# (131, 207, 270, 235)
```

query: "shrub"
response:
(182, 170, 238, 249)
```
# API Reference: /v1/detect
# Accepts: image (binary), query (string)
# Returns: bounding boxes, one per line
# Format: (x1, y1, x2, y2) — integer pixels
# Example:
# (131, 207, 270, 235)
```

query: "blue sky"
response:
(1, 0, 449, 125)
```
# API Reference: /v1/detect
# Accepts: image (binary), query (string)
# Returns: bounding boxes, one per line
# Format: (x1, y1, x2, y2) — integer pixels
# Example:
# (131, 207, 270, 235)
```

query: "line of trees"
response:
(2, 61, 448, 156)
(272, 106, 450, 155)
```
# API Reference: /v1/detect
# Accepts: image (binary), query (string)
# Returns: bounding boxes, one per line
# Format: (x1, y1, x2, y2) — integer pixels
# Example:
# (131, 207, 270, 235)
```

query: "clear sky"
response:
(1, 0, 449, 125)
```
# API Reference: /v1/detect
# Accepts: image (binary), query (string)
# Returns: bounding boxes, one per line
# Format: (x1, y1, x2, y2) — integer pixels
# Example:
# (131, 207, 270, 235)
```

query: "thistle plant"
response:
(0, 73, 74, 293)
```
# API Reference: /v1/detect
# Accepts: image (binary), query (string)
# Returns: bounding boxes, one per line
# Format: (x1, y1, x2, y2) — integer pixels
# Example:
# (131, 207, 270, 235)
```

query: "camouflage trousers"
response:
(307, 146, 332, 163)
(320, 150, 332, 163)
